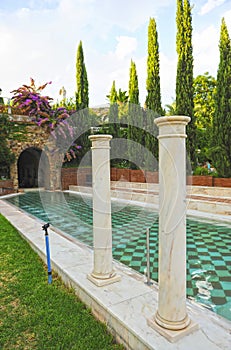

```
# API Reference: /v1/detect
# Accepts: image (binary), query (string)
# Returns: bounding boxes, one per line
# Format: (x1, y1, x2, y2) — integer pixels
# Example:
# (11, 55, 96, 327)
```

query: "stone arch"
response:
(17, 147, 50, 188)
(8, 116, 66, 190)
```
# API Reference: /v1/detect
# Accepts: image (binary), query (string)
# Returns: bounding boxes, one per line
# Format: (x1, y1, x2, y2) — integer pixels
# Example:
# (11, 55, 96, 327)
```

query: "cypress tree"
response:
(128, 60, 143, 168)
(107, 81, 126, 167)
(129, 60, 139, 105)
(76, 41, 89, 110)
(108, 81, 120, 139)
(144, 108, 159, 171)
(212, 18, 231, 177)
(176, 0, 197, 167)
(83, 64, 89, 106)
(108, 81, 117, 105)
(176, 0, 183, 56)
(144, 18, 161, 169)
(75, 41, 90, 166)
(145, 18, 162, 115)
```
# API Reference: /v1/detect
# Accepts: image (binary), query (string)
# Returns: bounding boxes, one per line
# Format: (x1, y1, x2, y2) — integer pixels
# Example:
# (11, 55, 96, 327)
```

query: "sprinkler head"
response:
(42, 223, 50, 230)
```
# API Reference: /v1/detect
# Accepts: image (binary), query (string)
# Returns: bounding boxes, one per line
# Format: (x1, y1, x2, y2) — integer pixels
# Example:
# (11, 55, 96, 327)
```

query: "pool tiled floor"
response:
(4, 191, 231, 320)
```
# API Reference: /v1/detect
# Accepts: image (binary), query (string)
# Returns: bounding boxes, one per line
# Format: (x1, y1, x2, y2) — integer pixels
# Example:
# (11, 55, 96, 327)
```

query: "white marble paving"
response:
(0, 199, 230, 350)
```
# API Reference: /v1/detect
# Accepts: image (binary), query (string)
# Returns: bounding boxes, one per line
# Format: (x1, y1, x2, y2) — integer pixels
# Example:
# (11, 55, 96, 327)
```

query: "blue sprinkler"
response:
(42, 223, 52, 284)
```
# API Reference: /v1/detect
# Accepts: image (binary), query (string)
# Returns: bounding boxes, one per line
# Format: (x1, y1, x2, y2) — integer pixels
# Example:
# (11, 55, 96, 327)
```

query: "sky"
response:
(0, 0, 230, 108)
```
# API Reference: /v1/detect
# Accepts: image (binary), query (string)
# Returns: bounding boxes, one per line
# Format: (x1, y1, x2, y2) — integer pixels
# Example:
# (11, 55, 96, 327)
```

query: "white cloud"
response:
(159, 52, 177, 106)
(0, 0, 227, 109)
(193, 25, 220, 77)
(115, 36, 137, 60)
(224, 9, 231, 31)
(86, 47, 132, 106)
(0, 0, 166, 103)
(82, 0, 171, 34)
(0, 0, 172, 106)
(199, 0, 226, 16)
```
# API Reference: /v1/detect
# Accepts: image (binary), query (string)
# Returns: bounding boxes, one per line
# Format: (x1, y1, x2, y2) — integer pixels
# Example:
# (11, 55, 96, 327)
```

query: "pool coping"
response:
(0, 197, 230, 350)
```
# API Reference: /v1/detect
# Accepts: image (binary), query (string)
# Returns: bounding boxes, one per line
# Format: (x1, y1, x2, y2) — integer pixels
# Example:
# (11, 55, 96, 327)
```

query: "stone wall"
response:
(0, 179, 15, 195)
(7, 115, 62, 190)
(61, 167, 231, 189)
(8, 116, 49, 189)
(61, 167, 159, 190)
(61, 167, 92, 190)
(187, 175, 231, 187)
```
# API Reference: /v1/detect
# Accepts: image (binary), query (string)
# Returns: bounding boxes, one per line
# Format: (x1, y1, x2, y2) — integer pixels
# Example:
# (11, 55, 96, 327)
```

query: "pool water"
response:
(5, 191, 231, 321)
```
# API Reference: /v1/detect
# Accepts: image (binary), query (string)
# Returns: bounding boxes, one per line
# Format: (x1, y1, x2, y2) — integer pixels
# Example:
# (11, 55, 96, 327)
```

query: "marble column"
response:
(87, 134, 120, 286)
(148, 116, 198, 342)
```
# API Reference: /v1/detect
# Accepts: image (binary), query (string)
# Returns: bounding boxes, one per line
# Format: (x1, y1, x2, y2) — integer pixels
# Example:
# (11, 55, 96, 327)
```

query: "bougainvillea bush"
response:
(11, 78, 70, 130)
(11, 79, 81, 161)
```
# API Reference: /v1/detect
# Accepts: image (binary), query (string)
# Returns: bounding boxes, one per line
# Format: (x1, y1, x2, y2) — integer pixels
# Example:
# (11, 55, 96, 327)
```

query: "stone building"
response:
(8, 115, 62, 191)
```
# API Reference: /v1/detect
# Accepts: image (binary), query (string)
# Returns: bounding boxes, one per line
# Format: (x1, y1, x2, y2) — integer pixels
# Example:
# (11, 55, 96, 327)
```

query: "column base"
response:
(147, 313, 199, 343)
(155, 311, 191, 330)
(87, 272, 121, 287)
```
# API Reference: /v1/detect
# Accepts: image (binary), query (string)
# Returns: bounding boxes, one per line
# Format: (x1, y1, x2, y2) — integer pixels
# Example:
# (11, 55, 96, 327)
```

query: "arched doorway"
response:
(17, 147, 50, 188)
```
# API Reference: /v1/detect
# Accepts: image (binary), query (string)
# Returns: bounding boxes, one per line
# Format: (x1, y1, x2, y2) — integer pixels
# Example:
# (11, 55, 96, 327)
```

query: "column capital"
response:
(154, 116, 191, 139)
(89, 134, 112, 142)
(89, 135, 113, 149)
(154, 116, 191, 127)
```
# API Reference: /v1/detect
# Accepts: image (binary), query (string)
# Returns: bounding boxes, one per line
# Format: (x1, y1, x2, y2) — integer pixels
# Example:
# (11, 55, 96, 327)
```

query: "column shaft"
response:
(148, 116, 198, 342)
(88, 134, 120, 286)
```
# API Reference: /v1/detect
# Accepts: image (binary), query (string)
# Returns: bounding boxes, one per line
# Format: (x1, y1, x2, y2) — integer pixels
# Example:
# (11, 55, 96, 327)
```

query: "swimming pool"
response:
(4, 191, 231, 321)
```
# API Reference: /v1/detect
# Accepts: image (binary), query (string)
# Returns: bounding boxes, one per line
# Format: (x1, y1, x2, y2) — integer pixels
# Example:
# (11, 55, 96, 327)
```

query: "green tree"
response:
(76, 41, 89, 110)
(144, 108, 159, 171)
(165, 100, 177, 116)
(194, 73, 216, 129)
(106, 82, 129, 122)
(193, 73, 216, 164)
(106, 81, 126, 167)
(0, 114, 15, 178)
(145, 18, 162, 115)
(114, 88, 129, 122)
(212, 18, 231, 177)
(53, 97, 76, 112)
(128, 60, 143, 169)
(107, 81, 120, 138)
(107, 80, 117, 104)
(144, 18, 161, 169)
(129, 60, 139, 105)
(75, 41, 91, 165)
(176, 0, 183, 57)
(116, 89, 129, 106)
(176, 0, 197, 167)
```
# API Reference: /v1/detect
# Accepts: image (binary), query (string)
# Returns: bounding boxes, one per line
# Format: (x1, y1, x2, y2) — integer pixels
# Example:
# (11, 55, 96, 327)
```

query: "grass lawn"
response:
(0, 214, 124, 350)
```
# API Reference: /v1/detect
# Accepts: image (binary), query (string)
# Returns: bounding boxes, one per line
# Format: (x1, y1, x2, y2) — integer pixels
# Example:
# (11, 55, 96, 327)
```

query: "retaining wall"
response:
(0, 179, 15, 195)
(61, 167, 231, 190)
